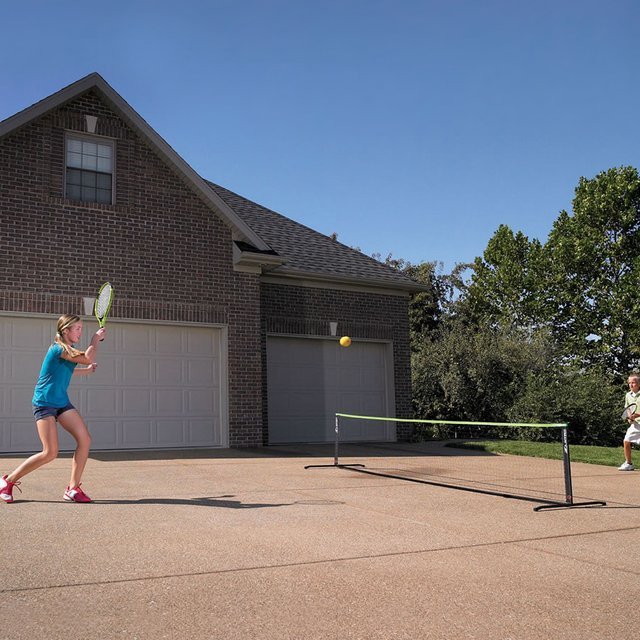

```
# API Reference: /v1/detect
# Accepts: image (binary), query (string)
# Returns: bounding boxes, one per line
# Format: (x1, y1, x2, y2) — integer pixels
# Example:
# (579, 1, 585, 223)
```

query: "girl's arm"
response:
(83, 327, 106, 363)
(73, 364, 97, 376)
(62, 328, 106, 365)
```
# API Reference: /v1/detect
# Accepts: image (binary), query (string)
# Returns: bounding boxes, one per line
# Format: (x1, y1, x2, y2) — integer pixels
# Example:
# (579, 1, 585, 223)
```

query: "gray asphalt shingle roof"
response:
(207, 181, 423, 292)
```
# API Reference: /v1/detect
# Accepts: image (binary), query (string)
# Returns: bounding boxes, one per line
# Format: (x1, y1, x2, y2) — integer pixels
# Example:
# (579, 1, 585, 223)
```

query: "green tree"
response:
(377, 254, 472, 348)
(466, 224, 548, 329)
(546, 166, 640, 376)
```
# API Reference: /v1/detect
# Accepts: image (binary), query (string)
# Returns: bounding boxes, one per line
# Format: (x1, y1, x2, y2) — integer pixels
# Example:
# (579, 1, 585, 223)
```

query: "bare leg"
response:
(58, 409, 92, 488)
(6, 418, 59, 482)
(624, 440, 633, 465)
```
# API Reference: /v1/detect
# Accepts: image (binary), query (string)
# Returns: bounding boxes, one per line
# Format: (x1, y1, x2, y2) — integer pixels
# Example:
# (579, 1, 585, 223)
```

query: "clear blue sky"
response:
(2, 1, 638, 270)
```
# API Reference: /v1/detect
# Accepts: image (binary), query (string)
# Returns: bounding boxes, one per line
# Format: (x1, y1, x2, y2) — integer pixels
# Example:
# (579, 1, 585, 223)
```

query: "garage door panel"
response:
(121, 325, 152, 353)
(8, 421, 44, 449)
(122, 421, 153, 446)
(0, 317, 226, 452)
(89, 421, 119, 448)
(187, 331, 218, 356)
(335, 391, 368, 412)
(156, 327, 188, 354)
(337, 366, 367, 389)
(123, 358, 154, 384)
(86, 388, 119, 416)
(157, 420, 184, 445)
(9, 351, 41, 381)
(8, 357, 41, 395)
(361, 392, 387, 413)
(186, 389, 215, 414)
(123, 388, 153, 414)
(83, 356, 117, 383)
(10, 387, 34, 412)
(156, 388, 184, 413)
(188, 419, 220, 445)
(9, 320, 49, 348)
(187, 359, 215, 385)
(363, 368, 385, 387)
(359, 349, 384, 366)
(155, 360, 183, 385)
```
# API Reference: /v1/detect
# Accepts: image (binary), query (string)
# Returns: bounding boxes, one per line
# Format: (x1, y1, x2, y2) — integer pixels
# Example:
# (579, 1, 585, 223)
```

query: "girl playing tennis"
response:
(0, 315, 106, 503)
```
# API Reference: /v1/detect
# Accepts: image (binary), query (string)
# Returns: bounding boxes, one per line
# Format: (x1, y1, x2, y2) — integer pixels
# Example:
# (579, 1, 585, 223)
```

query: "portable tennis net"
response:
(305, 413, 606, 511)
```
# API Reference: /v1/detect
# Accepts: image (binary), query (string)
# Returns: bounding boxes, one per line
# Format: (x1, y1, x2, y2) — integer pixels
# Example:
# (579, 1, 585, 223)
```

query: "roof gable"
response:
(0, 72, 269, 251)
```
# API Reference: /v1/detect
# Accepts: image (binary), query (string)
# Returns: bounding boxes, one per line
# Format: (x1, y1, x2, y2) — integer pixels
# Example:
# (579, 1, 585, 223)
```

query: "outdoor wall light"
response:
(83, 297, 96, 316)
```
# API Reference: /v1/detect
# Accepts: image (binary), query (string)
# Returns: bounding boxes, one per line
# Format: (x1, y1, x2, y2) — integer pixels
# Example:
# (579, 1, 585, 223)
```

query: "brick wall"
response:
(261, 283, 414, 441)
(0, 89, 263, 446)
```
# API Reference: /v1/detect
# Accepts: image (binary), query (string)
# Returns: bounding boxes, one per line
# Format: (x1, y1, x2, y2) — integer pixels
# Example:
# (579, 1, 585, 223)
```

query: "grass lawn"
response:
(446, 440, 629, 467)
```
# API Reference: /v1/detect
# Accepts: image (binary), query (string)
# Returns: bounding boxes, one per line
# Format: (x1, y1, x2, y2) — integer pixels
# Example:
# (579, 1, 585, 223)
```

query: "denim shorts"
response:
(32, 403, 75, 421)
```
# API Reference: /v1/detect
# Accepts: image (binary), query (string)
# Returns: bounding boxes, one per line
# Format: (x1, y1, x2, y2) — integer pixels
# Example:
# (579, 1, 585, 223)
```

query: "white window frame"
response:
(64, 132, 115, 205)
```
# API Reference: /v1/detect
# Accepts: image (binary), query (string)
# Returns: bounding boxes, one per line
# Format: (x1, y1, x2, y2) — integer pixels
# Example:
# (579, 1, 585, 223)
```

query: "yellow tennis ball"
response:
(339, 336, 351, 347)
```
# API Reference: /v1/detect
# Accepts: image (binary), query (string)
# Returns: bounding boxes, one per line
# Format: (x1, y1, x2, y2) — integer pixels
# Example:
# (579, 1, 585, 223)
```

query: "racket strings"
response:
(96, 293, 110, 316)
(95, 284, 113, 319)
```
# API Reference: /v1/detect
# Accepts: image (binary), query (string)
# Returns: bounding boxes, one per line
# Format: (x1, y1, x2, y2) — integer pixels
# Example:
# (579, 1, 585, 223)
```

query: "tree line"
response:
(388, 166, 640, 446)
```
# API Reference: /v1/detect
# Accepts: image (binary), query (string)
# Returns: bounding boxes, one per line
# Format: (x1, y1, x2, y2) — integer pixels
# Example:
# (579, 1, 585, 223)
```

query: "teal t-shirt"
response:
(32, 344, 77, 407)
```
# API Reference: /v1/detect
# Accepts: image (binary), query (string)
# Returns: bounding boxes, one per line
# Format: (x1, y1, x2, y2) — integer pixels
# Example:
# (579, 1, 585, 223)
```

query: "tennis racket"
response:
(621, 403, 637, 420)
(94, 282, 114, 340)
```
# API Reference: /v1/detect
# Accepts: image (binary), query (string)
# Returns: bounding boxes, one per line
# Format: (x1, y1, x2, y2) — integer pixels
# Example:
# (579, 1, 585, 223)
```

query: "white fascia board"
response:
(262, 268, 426, 295)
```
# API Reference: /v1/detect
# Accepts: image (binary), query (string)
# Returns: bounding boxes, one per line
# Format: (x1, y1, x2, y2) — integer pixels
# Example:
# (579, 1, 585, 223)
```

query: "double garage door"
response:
(267, 336, 396, 444)
(0, 316, 226, 453)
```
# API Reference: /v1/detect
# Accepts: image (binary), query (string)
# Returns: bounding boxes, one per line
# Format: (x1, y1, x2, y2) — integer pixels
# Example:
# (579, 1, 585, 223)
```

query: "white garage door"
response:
(0, 315, 227, 453)
(267, 336, 395, 444)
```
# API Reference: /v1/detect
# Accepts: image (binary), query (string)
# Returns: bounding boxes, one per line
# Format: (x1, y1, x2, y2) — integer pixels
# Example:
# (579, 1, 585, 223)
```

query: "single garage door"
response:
(0, 315, 227, 453)
(267, 336, 395, 444)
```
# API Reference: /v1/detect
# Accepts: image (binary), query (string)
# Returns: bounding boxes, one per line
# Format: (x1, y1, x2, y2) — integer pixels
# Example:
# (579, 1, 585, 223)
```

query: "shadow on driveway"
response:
(11, 495, 294, 509)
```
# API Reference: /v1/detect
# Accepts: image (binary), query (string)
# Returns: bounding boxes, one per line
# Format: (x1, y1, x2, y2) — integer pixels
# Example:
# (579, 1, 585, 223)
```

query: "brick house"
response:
(0, 73, 423, 454)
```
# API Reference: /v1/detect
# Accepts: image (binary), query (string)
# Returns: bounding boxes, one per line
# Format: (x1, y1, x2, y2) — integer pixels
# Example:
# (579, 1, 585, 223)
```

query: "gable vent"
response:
(85, 114, 98, 133)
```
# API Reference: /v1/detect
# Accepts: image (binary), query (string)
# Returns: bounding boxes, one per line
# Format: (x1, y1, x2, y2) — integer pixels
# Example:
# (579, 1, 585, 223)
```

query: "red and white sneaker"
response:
(63, 484, 92, 503)
(1, 474, 21, 503)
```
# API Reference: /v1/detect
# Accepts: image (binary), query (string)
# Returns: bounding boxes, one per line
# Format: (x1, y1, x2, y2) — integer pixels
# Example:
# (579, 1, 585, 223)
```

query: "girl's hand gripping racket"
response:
(621, 403, 637, 421)
(94, 282, 114, 341)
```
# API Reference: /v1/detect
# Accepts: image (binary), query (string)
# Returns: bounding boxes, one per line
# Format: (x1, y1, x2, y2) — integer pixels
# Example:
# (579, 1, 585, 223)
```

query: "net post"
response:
(562, 426, 574, 506)
(304, 413, 365, 470)
(534, 425, 607, 511)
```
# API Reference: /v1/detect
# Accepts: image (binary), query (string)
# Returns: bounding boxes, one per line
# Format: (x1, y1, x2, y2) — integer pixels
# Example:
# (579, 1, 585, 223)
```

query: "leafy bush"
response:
(507, 368, 625, 446)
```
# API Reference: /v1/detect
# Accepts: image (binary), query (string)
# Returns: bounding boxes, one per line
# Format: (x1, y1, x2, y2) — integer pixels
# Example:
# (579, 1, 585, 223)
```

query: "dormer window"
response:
(65, 135, 114, 204)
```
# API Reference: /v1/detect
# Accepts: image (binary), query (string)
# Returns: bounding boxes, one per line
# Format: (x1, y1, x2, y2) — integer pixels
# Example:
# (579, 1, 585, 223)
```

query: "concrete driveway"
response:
(0, 442, 637, 639)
